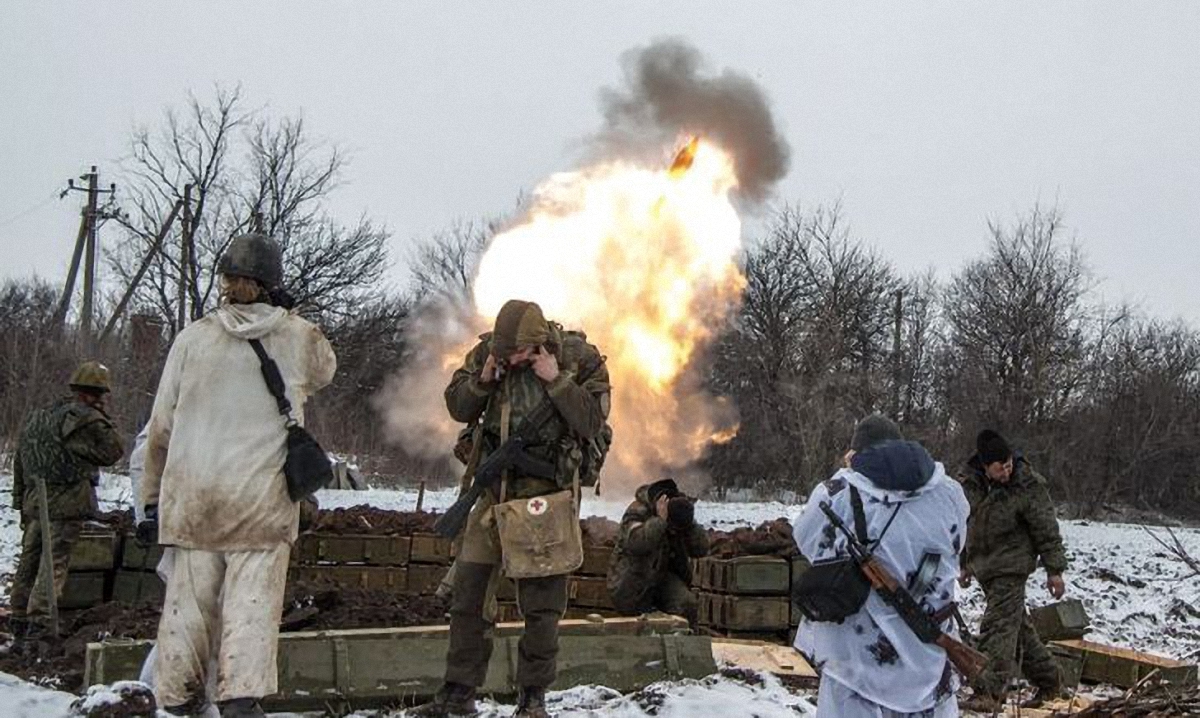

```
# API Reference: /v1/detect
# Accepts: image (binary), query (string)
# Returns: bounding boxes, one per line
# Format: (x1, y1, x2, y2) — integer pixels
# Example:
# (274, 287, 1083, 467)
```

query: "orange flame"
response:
(468, 137, 743, 491)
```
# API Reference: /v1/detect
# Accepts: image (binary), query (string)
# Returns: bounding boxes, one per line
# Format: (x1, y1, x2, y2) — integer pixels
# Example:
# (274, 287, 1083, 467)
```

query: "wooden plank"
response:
(706, 593, 791, 632)
(711, 639, 816, 678)
(406, 564, 448, 595)
(1030, 599, 1090, 641)
(70, 530, 120, 571)
(111, 570, 165, 604)
(1052, 639, 1198, 688)
(570, 576, 612, 609)
(288, 566, 409, 594)
(410, 534, 453, 565)
(60, 571, 108, 609)
(293, 534, 411, 566)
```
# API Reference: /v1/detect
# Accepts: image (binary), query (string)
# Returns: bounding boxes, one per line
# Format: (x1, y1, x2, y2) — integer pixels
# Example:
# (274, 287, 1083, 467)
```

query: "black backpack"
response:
(792, 486, 899, 623)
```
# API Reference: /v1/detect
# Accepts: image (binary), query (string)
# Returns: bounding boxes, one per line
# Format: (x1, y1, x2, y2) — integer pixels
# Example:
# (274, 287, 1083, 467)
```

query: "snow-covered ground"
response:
(3, 472, 1199, 716)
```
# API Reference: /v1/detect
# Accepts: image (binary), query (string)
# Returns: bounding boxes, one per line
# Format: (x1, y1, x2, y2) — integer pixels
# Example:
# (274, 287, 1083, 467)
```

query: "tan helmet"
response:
(69, 361, 112, 393)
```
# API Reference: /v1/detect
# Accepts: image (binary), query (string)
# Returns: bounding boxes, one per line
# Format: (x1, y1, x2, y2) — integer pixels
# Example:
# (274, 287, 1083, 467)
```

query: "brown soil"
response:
(707, 519, 799, 559)
(310, 506, 440, 536)
(0, 601, 162, 691)
(580, 516, 619, 547)
(283, 581, 450, 631)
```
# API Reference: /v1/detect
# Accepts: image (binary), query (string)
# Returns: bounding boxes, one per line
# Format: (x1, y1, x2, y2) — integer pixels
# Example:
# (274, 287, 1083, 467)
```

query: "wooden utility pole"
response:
(177, 183, 194, 331)
(891, 289, 904, 418)
(50, 209, 89, 330)
(100, 199, 185, 343)
(56, 166, 116, 346)
(80, 168, 100, 347)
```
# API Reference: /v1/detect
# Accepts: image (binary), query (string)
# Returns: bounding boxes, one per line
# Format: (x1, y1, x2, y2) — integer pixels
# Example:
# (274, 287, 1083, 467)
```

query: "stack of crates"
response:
(112, 533, 165, 604)
(496, 541, 616, 623)
(694, 554, 807, 642)
(289, 531, 453, 596)
(60, 523, 122, 609)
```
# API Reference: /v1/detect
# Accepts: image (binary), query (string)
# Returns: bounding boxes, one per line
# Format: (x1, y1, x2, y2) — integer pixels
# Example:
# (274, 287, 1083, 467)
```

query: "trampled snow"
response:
(2, 472, 1199, 716)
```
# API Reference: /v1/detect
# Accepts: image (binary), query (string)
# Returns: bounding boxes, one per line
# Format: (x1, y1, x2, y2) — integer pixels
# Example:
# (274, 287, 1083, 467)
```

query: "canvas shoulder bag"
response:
(248, 338, 334, 502)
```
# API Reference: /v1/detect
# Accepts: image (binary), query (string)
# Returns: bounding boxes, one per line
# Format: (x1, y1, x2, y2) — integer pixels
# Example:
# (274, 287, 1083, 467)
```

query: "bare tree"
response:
(407, 220, 494, 303)
(105, 86, 390, 333)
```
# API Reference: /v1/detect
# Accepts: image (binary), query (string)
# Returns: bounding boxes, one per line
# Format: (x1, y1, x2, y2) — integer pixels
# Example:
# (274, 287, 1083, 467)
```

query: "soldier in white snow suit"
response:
(138, 233, 336, 717)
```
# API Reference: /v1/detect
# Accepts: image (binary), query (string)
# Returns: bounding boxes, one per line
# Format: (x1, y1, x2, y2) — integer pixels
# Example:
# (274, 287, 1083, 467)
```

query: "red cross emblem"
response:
(527, 498, 548, 516)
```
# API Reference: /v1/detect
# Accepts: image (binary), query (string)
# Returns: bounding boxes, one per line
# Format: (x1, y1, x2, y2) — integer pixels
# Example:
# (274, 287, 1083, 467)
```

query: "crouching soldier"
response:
(10, 362, 125, 627)
(960, 430, 1068, 710)
(607, 478, 708, 627)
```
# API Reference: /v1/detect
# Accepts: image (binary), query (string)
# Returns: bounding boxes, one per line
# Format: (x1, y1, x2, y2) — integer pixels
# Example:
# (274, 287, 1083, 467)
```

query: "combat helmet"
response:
(217, 232, 283, 288)
(69, 361, 112, 393)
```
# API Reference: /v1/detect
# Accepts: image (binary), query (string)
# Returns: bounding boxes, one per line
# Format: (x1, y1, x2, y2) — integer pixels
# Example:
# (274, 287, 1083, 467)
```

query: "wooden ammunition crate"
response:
(569, 576, 612, 609)
(497, 576, 516, 602)
(289, 566, 409, 594)
(293, 533, 412, 566)
(1049, 644, 1084, 689)
(410, 534, 453, 565)
(71, 528, 121, 571)
(701, 593, 791, 632)
(87, 621, 711, 711)
(406, 563, 449, 595)
(578, 544, 612, 577)
(1031, 599, 1090, 641)
(121, 534, 164, 571)
(60, 570, 109, 609)
(112, 569, 165, 604)
(1052, 639, 1198, 688)
(697, 556, 792, 595)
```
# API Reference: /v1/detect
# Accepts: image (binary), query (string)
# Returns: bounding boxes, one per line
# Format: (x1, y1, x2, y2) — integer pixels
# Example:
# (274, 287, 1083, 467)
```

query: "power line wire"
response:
(0, 190, 61, 229)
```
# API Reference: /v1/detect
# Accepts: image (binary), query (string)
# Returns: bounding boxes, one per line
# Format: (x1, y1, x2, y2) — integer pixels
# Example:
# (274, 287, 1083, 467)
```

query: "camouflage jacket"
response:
(12, 396, 124, 521)
(607, 484, 709, 611)
(960, 455, 1068, 584)
(444, 329, 610, 500)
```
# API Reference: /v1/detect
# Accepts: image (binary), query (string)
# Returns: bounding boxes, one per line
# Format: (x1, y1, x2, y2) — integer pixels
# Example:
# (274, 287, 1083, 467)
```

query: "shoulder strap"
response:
(849, 485, 903, 547)
(248, 338, 295, 424)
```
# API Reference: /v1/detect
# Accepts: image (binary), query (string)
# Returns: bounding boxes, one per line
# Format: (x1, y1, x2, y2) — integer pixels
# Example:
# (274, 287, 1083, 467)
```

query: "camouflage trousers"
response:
(10, 517, 81, 617)
(974, 576, 1061, 697)
(611, 572, 698, 627)
(444, 561, 569, 689)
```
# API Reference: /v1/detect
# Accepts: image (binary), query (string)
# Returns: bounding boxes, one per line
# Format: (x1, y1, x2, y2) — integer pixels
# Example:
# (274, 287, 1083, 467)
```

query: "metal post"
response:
(100, 199, 184, 343)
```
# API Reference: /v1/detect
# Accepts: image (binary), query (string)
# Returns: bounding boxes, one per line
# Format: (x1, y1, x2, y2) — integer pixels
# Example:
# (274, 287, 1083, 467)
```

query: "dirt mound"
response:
(283, 581, 449, 631)
(0, 601, 162, 691)
(708, 519, 798, 559)
(311, 506, 440, 535)
(581, 516, 619, 547)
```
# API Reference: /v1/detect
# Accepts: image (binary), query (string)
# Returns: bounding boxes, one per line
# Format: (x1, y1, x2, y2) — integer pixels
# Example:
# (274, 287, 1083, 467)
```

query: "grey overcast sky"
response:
(1, 2, 1197, 321)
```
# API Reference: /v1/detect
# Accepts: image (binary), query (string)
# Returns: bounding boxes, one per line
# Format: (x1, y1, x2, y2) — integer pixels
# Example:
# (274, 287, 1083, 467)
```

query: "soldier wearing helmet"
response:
(140, 232, 335, 718)
(10, 362, 125, 625)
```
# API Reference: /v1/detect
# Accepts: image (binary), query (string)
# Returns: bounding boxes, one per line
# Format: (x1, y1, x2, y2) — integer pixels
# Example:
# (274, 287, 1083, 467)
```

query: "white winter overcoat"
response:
(793, 440, 970, 714)
(142, 303, 336, 551)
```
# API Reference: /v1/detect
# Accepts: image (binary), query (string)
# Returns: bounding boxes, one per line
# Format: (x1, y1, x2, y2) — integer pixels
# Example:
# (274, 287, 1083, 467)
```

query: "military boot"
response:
(408, 682, 478, 717)
(218, 697, 265, 717)
(514, 686, 549, 718)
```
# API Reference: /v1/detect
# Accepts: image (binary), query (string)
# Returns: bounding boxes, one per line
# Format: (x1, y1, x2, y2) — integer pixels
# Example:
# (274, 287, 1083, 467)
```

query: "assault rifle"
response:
(433, 399, 559, 539)
(819, 501, 989, 681)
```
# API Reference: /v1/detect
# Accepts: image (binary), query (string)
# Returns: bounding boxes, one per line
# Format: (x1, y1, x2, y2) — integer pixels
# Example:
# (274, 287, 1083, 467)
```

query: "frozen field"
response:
(2, 473, 1199, 716)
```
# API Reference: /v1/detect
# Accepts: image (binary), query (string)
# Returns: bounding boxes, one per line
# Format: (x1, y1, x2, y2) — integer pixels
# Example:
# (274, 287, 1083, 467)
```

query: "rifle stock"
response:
(819, 500, 989, 680)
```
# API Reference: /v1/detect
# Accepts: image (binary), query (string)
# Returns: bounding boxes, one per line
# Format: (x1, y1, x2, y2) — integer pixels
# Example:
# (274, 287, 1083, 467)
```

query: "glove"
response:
(667, 496, 695, 529)
(135, 505, 159, 547)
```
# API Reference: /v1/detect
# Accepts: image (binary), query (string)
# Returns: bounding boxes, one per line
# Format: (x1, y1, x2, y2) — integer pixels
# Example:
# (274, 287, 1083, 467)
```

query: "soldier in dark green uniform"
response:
(411, 300, 610, 718)
(10, 362, 125, 623)
(607, 478, 708, 627)
(959, 429, 1067, 710)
